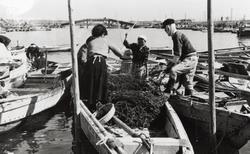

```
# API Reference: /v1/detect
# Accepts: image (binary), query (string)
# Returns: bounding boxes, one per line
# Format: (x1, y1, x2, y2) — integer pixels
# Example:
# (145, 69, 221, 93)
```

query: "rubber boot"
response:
(185, 88, 193, 96)
(164, 78, 175, 94)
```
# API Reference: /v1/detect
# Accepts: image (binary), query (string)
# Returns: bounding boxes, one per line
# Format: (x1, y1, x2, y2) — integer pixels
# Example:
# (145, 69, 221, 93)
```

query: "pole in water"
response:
(67, 0, 81, 153)
(207, 0, 217, 153)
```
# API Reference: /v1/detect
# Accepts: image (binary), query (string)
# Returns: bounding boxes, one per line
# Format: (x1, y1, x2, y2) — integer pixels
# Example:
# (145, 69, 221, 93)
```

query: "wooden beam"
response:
(67, 0, 81, 153)
(207, 0, 217, 153)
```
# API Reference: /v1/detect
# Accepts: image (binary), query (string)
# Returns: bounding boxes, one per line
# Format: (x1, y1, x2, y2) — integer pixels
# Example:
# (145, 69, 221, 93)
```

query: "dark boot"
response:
(164, 78, 175, 93)
(185, 88, 193, 96)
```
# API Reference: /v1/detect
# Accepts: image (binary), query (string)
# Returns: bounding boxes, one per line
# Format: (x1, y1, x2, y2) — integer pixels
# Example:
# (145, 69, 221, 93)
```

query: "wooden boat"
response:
(78, 98, 194, 153)
(0, 53, 30, 89)
(0, 64, 72, 133)
(144, 51, 250, 149)
(168, 90, 250, 149)
(164, 62, 250, 149)
(10, 45, 26, 56)
(237, 24, 250, 37)
(43, 46, 71, 52)
(149, 46, 250, 64)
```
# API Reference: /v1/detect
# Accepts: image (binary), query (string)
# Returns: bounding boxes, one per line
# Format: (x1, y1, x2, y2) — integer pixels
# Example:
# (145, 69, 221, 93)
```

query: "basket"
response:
(94, 103, 115, 124)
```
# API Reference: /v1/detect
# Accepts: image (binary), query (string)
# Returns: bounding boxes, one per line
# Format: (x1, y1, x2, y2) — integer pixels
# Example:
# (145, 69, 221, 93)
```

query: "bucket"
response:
(93, 103, 115, 124)
(121, 60, 132, 73)
(120, 49, 132, 74)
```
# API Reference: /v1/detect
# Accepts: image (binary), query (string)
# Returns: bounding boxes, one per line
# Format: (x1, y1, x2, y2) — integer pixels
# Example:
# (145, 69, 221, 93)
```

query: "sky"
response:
(0, 0, 249, 21)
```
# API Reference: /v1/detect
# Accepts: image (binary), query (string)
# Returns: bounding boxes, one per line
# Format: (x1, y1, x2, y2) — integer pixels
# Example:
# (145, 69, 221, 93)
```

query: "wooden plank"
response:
(0, 93, 43, 103)
(164, 102, 194, 153)
(215, 69, 250, 80)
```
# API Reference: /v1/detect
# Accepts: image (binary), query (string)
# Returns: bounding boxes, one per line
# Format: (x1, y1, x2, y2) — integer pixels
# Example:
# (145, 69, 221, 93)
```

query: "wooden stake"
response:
(67, 0, 81, 153)
(44, 49, 48, 75)
(207, 0, 217, 153)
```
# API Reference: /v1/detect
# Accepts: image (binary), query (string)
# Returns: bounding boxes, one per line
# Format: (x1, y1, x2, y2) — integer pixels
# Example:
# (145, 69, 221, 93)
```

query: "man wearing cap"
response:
(162, 18, 198, 96)
(123, 33, 149, 80)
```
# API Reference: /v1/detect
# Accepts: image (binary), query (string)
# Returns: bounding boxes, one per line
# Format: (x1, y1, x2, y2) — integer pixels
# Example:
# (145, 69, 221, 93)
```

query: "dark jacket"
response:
(172, 31, 196, 61)
(123, 40, 149, 66)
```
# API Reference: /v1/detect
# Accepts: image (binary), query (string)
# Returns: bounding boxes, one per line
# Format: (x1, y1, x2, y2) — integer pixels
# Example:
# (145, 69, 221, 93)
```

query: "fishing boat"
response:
(0, 53, 30, 89)
(145, 48, 250, 149)
(147, 58, 250, 149)
(0, 63, 72, 133)
(10, 45, 26, 56)
(168, 86, 250, 149)
(43, 46, 71, 52)
(78, 99, 194, 154)
(237, 24, 250, 37)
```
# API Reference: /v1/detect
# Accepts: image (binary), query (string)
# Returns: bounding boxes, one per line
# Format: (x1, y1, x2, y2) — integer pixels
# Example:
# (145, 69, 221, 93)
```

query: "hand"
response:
(96, 101, 103, 110)
(120, 56, 130, 60)
(171, 56, 180, 64)
(125, 33, 128, 39)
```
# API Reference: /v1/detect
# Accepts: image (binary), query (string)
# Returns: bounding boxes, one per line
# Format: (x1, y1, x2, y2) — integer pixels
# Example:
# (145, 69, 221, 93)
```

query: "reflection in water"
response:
(0, 95, 74, 154)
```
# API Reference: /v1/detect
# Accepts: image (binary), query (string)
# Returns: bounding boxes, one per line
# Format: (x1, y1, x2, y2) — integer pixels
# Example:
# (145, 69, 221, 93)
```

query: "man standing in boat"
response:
(123, 34, 149, 80)
(162, 18, 198, 96)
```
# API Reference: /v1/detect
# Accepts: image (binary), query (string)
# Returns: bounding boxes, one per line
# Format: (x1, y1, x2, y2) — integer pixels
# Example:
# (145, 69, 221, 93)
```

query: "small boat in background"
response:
(10, 45, 26, 56)
(237, 24, 250, 37)
(42, 45, 71, 52)
(0, 51, 30, 89)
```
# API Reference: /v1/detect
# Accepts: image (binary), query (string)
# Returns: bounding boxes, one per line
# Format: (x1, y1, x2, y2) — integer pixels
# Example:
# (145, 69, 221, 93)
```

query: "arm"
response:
(123, 39, 132, 49)
(123, 33, 132, 49)
(108, 44, 123, 59)
(77, 44, 88, 63)
(172, 34, 182, 63)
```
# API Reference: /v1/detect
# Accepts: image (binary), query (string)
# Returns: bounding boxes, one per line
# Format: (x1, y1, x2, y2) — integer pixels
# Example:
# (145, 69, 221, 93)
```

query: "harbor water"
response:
(1, 28, 250, 154)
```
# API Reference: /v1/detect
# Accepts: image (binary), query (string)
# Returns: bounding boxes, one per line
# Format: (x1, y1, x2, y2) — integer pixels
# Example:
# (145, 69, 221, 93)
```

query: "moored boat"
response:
(168, 91, 250, 149)
(43, 46, 71, 52)
(0, 54, 30, 89)
(78, 99, 194, 154)
(237, 24, 250, 37)
(10, 45, 26, 56)
(0, 64, 72, 133)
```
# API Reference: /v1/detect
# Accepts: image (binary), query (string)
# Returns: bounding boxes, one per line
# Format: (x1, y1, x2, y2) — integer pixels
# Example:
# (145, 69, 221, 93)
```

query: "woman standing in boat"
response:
(79, 24, 124, 112)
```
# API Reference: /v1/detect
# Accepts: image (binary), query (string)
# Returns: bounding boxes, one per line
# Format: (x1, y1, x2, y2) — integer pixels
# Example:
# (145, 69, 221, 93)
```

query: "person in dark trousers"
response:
(123, 34, 149, 80)
(162, 18, 198, 96)
(79, 24, 124, 112)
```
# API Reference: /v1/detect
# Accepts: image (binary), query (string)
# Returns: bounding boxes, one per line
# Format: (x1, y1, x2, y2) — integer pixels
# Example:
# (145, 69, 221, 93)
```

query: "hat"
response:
(138, 35, 147, 41)
(162, 18, 175, 28)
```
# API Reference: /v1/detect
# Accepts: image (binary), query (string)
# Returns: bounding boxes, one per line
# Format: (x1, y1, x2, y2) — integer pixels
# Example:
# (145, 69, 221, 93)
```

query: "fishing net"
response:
(107, 74, 168, 128)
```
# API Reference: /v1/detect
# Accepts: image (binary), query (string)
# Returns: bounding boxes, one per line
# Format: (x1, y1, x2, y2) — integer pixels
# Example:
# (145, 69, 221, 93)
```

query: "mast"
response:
(67, 0, 81, 153)
(207, 0, 217, 153)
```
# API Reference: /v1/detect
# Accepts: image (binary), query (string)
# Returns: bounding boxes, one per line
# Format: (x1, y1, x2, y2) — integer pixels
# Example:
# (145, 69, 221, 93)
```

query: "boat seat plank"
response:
(9, 88, 49, 92)
(118, 137, 191, 148)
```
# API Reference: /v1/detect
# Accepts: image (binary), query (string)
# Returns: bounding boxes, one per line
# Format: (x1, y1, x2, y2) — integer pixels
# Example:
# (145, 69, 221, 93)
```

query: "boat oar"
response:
(112, 116, 152, 152)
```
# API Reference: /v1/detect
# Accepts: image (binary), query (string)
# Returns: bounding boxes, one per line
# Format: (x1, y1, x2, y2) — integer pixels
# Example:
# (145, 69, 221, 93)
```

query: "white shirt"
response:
(0, 43, 12, 63)
(88, 37, 110, 57)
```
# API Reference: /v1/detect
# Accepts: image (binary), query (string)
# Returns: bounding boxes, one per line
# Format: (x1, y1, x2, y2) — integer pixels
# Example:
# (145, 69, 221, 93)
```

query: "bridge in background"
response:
(61, 18, 136, 29)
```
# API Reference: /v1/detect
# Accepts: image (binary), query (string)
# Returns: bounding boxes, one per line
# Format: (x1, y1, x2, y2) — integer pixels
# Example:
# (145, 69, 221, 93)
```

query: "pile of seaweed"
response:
(107, 74, 167, 128)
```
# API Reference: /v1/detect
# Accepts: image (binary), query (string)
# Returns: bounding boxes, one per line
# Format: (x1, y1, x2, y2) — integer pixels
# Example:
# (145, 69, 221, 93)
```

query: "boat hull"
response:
(169, 95, 250, 148)
(78, 101, 194, 154)
(0, 65, 72, 133)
